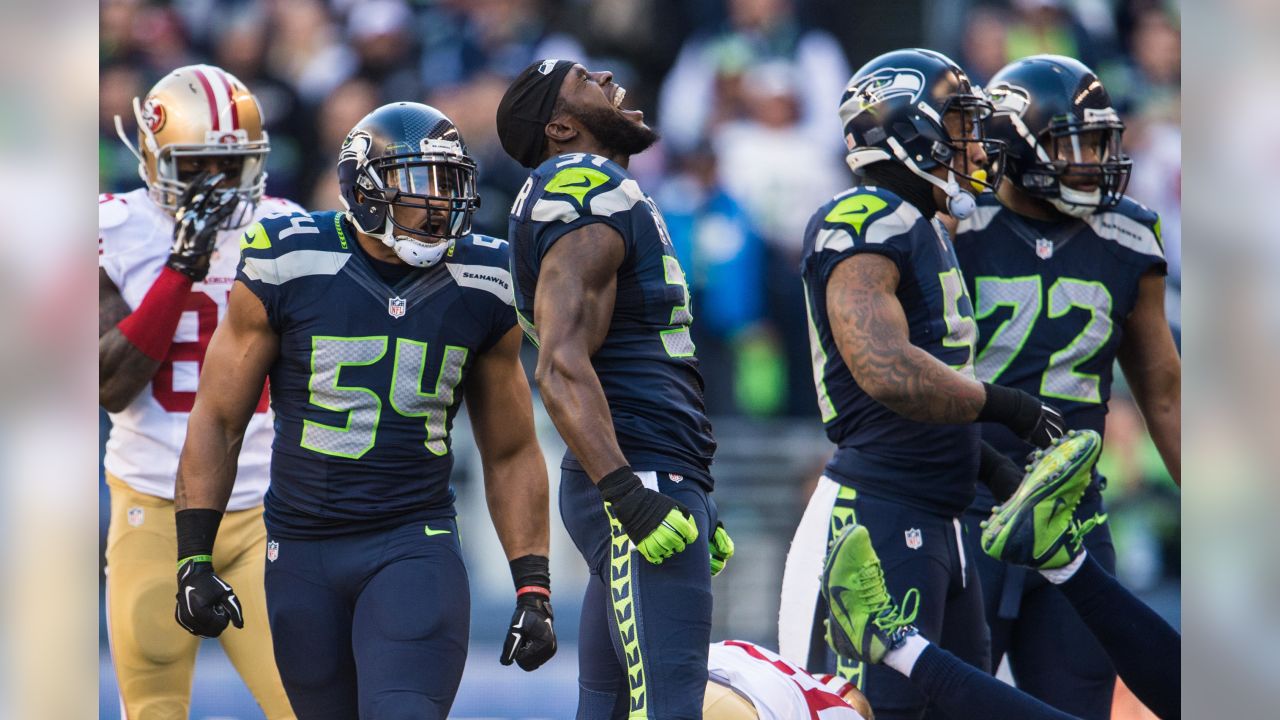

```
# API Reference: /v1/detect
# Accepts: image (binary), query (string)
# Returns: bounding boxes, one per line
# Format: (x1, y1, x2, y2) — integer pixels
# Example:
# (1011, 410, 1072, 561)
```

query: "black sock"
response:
(910, 643, 1076, 720)
(1056, 553, 1181, 719)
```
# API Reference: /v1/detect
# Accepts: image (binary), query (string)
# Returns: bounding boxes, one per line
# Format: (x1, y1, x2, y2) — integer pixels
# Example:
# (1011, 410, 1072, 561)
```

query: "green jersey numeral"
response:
(301, 336, 468, 459)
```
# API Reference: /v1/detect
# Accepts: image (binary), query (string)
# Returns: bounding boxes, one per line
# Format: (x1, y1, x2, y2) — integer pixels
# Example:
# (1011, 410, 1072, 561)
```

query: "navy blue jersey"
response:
(235, 210, 517, 538)
(802, 186, 980, 515)
(508, 153, 716, 485)
(954, 194, 1165, 458)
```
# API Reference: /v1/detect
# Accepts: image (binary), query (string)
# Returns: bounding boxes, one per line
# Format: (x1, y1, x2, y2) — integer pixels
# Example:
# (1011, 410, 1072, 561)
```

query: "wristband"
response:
(509, 554, 550, 592)
(976, 382, 1037, 433)
(596, 466, 641, 503)
(175, 508, 223, 563)
(115, 267, 193, 361)
(516, 586, 551, 598)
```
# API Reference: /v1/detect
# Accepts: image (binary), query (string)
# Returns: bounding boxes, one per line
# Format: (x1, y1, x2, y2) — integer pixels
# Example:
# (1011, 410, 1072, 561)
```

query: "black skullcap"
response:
(496, 59, 576, 168)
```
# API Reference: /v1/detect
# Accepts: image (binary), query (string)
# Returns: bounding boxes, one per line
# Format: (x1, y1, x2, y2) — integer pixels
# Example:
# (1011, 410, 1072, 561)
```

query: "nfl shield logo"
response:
(905, 528, 923, 550)
(127, 507, 144, 527)
(388, 296, 407, 318)
(266, 540, 279, 562)
(1035, 238, 1054, 259)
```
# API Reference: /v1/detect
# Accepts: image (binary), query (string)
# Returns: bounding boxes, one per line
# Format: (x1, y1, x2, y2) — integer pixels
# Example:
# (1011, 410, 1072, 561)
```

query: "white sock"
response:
(883, 633, 930, 677)
(1039, 549, 1087, 585)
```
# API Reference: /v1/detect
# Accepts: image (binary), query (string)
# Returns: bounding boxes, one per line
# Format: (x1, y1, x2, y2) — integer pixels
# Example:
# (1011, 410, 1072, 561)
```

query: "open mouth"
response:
(612, 86, 626, 109)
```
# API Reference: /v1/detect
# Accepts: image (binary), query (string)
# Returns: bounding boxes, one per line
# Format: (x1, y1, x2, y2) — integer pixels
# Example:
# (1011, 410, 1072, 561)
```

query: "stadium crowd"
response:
(100, 0, 1181, 586)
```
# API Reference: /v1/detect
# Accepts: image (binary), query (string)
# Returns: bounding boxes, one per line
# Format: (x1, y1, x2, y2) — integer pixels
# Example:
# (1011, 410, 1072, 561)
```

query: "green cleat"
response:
(822, 523, 920, 664)
(981, 430, 1107, 569)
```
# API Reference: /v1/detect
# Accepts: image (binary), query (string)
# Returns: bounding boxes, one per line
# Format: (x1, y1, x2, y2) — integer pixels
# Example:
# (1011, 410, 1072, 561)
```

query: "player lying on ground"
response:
(497, 59, 725, 719)
(824, 431, 1181, 720)
(99, 63, 295, 719)
(172, 102, 555, 719)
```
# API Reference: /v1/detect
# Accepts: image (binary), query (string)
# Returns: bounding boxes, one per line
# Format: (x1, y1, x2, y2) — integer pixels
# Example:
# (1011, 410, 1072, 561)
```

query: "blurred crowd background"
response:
(98, 0, 1180, 716)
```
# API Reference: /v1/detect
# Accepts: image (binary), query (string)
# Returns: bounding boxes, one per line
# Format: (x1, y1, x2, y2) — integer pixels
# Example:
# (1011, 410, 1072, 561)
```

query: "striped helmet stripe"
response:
(213, 67, 240, 130)
(191, 67, 220, 131)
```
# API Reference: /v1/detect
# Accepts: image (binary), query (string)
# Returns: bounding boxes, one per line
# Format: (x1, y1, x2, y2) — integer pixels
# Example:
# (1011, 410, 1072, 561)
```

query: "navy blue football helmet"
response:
(985, 55, 1132, 217)
(337, 102, 480, 266)
(838, 48, 1004, 218)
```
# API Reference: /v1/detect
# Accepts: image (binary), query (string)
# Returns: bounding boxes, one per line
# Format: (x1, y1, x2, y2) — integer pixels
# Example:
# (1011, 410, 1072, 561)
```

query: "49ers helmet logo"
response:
(141, 97, 166, 134)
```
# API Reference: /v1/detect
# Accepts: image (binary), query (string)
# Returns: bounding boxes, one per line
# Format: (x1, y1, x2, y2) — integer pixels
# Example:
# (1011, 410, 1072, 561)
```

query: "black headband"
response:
(496, 59, 576, 168)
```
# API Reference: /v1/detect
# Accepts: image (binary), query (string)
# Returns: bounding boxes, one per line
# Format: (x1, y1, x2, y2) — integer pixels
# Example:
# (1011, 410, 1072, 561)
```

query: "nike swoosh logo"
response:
(555, 178, 592, 189)
(184, 587, 197, 614)
(424, 525, 452, 536)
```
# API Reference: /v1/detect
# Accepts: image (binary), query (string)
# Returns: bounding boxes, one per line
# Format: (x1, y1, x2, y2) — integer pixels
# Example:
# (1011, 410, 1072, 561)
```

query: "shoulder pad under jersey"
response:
(809, 185, 924, 254)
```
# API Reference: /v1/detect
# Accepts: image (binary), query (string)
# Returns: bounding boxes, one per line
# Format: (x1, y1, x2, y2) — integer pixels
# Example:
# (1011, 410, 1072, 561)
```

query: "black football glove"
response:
(977, 383, 1067, 449)
(598, 467, 699, 565)
(167, 172, 239, 281)
(500, 591, 557, 671)
(174, 558, 244, 639)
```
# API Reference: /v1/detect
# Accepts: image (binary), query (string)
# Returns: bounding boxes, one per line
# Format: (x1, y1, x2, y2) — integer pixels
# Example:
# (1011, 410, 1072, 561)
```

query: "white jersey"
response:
(708, 641, 866, 720)
(99, 188, 303, 511)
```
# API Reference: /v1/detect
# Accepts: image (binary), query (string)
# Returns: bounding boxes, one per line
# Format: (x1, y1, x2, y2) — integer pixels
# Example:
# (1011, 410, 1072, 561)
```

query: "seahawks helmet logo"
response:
(850, 67, 925, 110)
(988, 83, 1031, 116)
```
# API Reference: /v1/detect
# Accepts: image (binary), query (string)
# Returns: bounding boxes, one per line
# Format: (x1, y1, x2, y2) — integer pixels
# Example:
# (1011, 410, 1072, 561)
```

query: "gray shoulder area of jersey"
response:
(814, 191, 924, 253)
(241, 250, 351, 285)
(445, 259, 514, 306)
(530, 177, 647, 223)
(958, 202, 1163, 259)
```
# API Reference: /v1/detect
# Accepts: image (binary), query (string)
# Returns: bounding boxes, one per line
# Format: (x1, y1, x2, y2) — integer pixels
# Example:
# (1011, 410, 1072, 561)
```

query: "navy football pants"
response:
(560, 467, 716, 720)
(263, 519, 469, 719)
(780, 480, 989, 720)
(965, 479, 1118, 719)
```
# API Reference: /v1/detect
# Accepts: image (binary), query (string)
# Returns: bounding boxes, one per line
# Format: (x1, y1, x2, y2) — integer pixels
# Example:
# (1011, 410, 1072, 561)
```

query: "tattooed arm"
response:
(99, 268, 164, 412)
(826, 253, 986, 423)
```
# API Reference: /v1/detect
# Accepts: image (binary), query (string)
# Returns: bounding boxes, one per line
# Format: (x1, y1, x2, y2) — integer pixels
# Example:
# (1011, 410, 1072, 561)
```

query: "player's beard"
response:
(572, 105, 659, 158)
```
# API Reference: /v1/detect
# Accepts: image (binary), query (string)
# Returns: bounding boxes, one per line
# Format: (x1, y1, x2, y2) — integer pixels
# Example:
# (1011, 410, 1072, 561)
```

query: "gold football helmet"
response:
(115, 64, 269, 222)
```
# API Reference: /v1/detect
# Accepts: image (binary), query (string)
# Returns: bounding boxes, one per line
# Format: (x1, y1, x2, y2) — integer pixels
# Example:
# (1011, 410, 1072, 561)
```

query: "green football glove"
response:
(709, 522, 734, 576)
(598, 467, 699, 565)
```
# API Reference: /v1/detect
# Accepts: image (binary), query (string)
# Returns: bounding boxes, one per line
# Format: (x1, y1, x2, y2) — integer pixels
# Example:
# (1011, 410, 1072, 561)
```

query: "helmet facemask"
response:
(342, 133, 480, 267)
(1009, 108, 1131, 218)
(890, 93, 1006, 218)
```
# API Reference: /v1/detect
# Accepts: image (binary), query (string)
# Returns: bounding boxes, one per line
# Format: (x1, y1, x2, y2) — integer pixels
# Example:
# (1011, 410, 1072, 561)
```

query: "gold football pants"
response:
(105, 474, 293, 719)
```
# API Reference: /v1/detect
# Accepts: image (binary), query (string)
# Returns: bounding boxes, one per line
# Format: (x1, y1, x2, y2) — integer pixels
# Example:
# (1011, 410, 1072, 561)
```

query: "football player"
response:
(172, 103, 556, 719)
(98, 64, 296, 719)
(953, 55, 1180, 719)
(825, 431, 1180, 720)
(496, 60, 726, 718)
(778, 49, 1068, 719)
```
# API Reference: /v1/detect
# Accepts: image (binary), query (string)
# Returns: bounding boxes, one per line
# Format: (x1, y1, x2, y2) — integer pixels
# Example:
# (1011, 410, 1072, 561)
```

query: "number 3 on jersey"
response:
(300, 335, 468, 459)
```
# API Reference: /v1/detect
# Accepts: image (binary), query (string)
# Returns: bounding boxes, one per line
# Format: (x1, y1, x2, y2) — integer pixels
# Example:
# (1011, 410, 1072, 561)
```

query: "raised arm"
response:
(171, 280, 278, 639)
(1117, 271, 1181, 486)
(467, 324, 557, 671)
(533, 221, 699, 564)
(826, 253, 1065, 445)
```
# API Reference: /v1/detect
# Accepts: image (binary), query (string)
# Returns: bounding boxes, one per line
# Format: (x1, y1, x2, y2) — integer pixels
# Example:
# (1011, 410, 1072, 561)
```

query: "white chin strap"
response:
(376, 218, 452, 267)
(885, 138, 978, 220)
(1050, 186, 1102, 219)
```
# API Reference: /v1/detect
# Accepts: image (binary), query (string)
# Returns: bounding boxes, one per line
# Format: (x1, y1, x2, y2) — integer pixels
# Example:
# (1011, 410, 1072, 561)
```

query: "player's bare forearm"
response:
(827, 254, 986, 423)
(533, 223, 630, 481)
(175, 282, 279, 510)
(469, 327, 550, 559)
(99, 268, 162, 412)
(1118, 271, 1182, 485)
